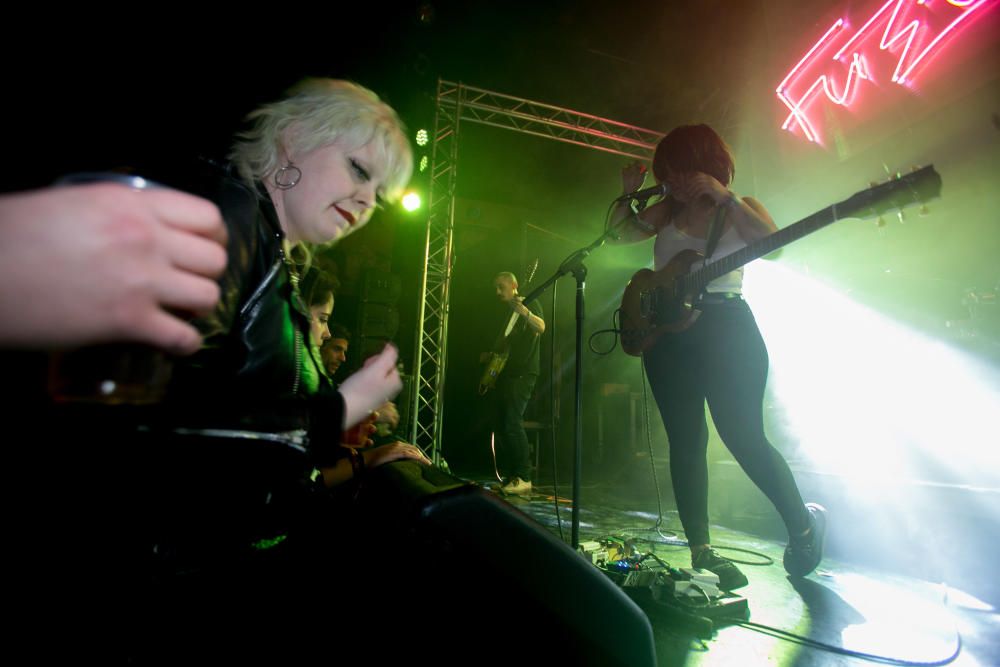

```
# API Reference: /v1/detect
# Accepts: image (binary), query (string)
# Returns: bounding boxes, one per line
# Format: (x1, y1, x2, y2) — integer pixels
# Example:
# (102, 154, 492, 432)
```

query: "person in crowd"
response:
(117, 79, 429, 659)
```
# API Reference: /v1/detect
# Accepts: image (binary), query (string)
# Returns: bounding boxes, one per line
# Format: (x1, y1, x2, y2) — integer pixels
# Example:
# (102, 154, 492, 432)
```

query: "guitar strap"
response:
(503, 310, 520, 337)
(703, 202, 728, 264)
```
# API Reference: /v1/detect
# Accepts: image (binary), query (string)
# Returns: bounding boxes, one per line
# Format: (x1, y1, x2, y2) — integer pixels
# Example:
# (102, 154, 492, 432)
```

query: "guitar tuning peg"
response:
(869, 181, 880, 189)
(919, 204, 930, 217)
(875, 215, 886, 228)
(896, 210, 906, 224)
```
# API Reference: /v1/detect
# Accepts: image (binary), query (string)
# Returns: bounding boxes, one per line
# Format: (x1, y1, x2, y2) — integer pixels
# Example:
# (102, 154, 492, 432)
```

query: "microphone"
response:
(615, 182, 670, 204)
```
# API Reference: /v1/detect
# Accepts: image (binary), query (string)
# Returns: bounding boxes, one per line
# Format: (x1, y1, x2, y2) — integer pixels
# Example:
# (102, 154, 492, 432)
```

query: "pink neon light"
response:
(776, 20, 846, 142)
(832, 0, 906, 61)
(880, 0, 925, 83)
(895, 0, 989, 82)
(779, 53, 871, 142)
(776, 19, 845, 94)
(777, 0, 993, 142)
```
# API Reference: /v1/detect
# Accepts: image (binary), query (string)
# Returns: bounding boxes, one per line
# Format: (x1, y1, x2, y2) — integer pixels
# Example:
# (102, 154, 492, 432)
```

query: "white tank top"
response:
(653, 222, 746, 293)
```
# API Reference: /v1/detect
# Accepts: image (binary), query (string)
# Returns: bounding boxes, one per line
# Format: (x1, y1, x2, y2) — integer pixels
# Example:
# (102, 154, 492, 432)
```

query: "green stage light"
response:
(415, 129, 429, 147)
(402, 191, 422, 212)
(419, 155, 429, 172)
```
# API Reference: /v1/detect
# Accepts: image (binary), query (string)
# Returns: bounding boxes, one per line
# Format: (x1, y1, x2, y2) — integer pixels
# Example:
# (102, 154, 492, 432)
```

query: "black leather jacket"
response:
(161, 163, 344, 467)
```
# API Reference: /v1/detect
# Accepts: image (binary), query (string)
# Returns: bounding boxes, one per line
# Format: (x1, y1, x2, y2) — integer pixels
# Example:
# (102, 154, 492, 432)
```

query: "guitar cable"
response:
(640, 360, 676, 543)
(587, 200, 637, 356)
(588, 308, 622, 355)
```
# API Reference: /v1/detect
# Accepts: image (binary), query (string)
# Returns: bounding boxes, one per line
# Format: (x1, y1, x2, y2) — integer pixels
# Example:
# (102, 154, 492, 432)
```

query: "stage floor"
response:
(488, 480, 1000, 666)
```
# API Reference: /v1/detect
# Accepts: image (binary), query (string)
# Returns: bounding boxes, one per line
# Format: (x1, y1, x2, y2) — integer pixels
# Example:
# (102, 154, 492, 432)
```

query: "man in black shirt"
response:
(489, 271, 545, 496)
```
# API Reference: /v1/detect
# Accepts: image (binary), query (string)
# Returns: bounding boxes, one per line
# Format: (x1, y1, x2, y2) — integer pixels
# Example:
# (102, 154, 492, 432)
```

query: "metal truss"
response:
(409, 80, 662, 463)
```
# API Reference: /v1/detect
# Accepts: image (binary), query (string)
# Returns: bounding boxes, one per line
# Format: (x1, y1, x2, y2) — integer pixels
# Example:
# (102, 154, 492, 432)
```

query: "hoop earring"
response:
(274, 163, 302, 190)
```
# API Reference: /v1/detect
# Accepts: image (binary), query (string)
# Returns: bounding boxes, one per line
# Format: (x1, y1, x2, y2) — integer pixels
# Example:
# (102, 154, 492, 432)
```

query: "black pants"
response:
(492, 373, 537, 482)
(643, 299, 810, 547)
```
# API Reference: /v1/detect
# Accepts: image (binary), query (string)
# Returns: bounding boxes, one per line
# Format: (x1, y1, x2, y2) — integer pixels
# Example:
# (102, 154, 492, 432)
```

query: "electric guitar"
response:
(619, 166, 942, 356)
(479, 259, 539, 394)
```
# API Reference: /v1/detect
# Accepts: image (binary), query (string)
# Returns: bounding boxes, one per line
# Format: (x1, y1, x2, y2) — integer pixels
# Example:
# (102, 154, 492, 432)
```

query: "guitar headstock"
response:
(840, 165, 942, 222)
(525, 257, 540, 285)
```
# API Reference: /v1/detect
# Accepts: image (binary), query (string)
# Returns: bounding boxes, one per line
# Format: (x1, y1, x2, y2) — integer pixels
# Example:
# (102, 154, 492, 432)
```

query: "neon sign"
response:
(777, 0, 994, 143)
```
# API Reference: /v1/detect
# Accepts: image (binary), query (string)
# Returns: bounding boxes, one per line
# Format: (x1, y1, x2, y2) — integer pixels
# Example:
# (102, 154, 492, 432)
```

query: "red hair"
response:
(651, 124, 734, 187)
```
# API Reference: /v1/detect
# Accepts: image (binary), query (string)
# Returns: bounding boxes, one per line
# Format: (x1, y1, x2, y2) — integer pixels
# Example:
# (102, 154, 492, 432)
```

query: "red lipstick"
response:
(334, 205, 356, 226)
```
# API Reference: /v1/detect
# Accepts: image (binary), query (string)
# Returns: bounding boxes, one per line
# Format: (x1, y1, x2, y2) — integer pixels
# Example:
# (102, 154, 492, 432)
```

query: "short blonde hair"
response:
(230, 78, 413, 202)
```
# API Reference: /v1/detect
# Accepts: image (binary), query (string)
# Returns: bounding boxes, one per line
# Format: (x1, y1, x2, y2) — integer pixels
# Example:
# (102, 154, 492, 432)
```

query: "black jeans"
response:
(643, 299, 810, 547)
(492, 373, 537, 482)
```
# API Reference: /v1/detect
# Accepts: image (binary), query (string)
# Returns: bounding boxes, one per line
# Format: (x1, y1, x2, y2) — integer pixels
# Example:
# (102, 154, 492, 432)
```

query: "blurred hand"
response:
(365, 441, 431, 467)
(340, 344, 403, 428)
(0, 183, 226, 353)
(621, 161, 648, 194)
(665, 171, 729, 209)
(374, 401, 399, 429)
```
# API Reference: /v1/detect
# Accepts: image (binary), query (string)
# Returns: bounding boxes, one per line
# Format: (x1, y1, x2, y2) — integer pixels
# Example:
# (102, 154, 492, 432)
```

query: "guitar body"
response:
(478, 351, 509, 394)
(620, 249, 704, 356)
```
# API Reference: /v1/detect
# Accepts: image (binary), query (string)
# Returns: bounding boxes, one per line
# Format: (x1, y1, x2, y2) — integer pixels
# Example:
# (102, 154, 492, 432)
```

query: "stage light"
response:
(742, 260, 1000, 485)
(402, 191, 422, 212)
(416, 129, 429, 147)
(419, 155, 429, 172)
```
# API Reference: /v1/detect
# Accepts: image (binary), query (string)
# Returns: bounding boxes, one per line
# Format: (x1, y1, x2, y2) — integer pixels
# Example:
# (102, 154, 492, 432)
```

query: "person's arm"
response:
(721, 193, 777, 242)
(513, 298, 545, 335)
(319, 442, 430, 488)
(0, 184, 226, 352)
(607, 161, 666, 245)
(737, 196, 782, 256)
(670, 172, 777, 242)
(338, 344, 404, 428)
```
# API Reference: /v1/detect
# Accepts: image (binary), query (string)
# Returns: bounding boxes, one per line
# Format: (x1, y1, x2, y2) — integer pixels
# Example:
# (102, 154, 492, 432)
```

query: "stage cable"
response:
(732, 617, 961, 666)
(588, 200, 628, 356)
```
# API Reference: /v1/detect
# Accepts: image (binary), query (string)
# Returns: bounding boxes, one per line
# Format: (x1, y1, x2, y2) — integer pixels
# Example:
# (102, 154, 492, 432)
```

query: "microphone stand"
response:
(522, 212, 634, 549)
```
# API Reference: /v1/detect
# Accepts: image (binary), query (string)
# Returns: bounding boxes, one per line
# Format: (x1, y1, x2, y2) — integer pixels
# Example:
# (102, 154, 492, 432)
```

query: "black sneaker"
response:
(691, 547, 749, 591)
(784, 502, 827, 577)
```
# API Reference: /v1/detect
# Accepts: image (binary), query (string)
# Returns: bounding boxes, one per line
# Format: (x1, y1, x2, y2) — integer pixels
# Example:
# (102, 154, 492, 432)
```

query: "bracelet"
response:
(348, 447, 365, 478)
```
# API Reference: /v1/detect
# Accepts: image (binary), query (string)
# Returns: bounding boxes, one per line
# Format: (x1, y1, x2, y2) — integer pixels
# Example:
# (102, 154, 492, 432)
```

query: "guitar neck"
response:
(682, 206, 839, 293)
(675, 165, 940, 294)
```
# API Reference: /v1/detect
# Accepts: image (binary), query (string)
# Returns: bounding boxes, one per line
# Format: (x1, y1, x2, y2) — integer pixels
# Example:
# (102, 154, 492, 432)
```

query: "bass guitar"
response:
(619, 166, 942, 356)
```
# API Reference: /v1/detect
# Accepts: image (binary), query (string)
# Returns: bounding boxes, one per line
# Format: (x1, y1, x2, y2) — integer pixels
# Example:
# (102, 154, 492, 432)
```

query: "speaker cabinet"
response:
(351, 461, 657, 666)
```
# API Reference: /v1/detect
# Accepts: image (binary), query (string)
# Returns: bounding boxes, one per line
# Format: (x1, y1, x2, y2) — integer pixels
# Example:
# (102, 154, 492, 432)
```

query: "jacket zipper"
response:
(292, 327, 302, 396)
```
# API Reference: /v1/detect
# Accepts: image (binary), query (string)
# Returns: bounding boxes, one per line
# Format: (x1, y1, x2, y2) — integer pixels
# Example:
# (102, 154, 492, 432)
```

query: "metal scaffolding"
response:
(408, 80, 663, 463)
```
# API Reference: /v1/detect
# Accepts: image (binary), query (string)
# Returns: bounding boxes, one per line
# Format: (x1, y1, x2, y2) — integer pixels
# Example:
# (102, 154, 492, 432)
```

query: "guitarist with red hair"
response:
(614, 124, 826, 590)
